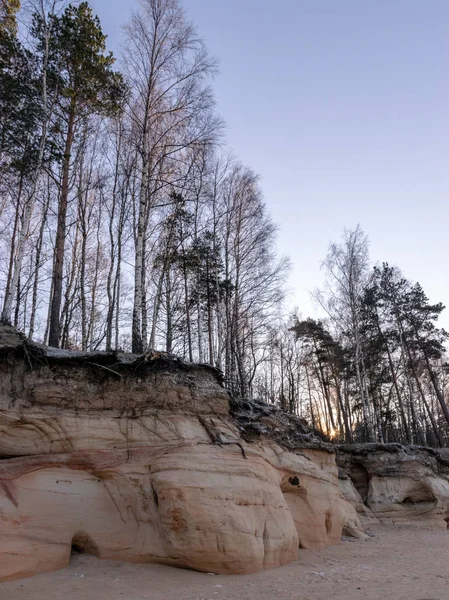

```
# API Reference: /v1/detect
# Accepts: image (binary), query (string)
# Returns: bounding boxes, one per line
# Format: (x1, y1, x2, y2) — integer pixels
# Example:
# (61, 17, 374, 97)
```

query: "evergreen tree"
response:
(0, 20, 41, 177)
(0, 0, 20, 36)
(0, 8, 46, 327)
(33, 2, 127, 347)
(404, 281, 449, 429)
(188, 231, 228, 365)
(291, 318, 352, 441)
(373, 264, 447, 444)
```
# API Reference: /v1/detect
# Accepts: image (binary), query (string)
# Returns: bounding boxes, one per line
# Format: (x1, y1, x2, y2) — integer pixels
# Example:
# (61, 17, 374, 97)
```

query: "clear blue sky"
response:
(91, 0, 449, 327)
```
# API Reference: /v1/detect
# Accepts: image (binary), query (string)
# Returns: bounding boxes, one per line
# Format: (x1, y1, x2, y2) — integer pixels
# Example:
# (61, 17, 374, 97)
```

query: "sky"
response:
(91, 0, 449, 328)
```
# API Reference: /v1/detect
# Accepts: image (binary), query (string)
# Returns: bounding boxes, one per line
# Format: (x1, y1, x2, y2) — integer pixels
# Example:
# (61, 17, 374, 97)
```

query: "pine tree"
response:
(374, 264, 446, 444)
(291, 318, 352, 441)
(188, 231, 227, 366)
(33, 2, 126, 347)
(404, 281, 449, 429)
(0, 20, 41, 177)
(0, 9, 44, 326)
(0, 0, 20, 36)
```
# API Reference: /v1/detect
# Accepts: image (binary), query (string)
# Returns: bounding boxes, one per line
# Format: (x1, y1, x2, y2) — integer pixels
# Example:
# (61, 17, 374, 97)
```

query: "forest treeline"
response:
(1, 0, 448, 446)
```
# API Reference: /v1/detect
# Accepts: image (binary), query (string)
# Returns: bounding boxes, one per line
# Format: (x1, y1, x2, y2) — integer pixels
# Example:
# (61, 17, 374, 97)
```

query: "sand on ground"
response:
(1, 524, 448, 600)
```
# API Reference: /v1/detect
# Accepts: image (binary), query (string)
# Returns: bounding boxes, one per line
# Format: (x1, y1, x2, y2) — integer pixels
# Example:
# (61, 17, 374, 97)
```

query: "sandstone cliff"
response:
(0, 327, 363, 582)
(337, 444, 449, 529)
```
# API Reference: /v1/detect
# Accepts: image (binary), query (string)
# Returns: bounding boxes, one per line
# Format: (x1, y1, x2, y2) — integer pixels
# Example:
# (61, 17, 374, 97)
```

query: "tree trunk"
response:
(1, 174, 23, 323)
(378, 324, 411, 443)
(206, 256, 214, 366)
(132, 153, 148, 353)
(149, 267, 165, 351)
(165, 269, 172, 353)
(416, 330, 449, 429)
(29, 187, 50, 340)
(182, 256, 193, 361)
(48, 102, 76, 347)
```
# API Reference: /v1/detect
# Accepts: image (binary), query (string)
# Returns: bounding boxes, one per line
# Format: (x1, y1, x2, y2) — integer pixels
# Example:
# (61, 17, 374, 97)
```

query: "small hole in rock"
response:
(71, 532, 98, 557)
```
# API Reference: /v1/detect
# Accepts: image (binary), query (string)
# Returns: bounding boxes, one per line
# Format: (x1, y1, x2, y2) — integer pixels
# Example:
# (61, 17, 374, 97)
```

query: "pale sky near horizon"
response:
(91, 0, 449, 329)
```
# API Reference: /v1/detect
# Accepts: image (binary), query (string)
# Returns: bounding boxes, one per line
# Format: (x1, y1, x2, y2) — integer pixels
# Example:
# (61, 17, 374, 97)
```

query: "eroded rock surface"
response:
(0, 327, 363, 582)
(337, 444, 449, 529)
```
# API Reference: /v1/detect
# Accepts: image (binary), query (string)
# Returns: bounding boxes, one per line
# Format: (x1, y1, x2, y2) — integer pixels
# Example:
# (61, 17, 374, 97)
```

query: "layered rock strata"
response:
(0, 327, 363, 582)
(337, 444, 449, 529)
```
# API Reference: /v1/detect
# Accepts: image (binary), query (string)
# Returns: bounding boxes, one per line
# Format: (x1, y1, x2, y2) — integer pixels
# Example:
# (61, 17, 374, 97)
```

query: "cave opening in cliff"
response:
(348, 462, 370, 504)
(71, 532, 99, 557)
(401, 487, 437, 505)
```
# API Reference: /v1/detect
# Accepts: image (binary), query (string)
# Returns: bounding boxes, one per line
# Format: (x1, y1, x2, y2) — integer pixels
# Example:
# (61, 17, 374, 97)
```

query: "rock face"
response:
(337, 444, 449, 529)
(0, 327, 363, 582)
